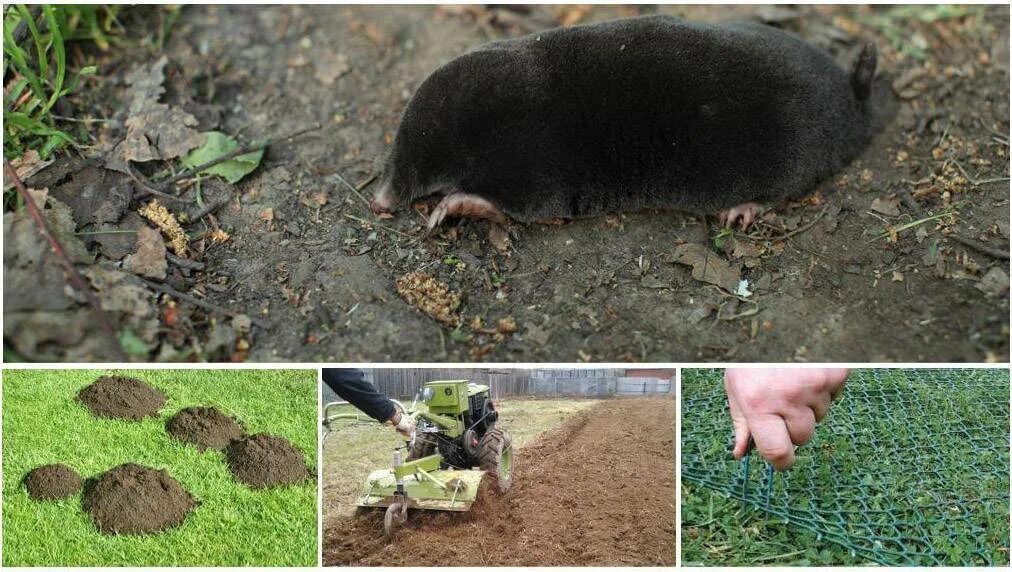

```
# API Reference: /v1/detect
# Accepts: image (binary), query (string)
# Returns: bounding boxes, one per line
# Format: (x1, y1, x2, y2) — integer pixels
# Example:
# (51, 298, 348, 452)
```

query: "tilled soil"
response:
(24, 463, 82, 501)
(167, 406, 244, 451)
(323, 397, 676, 566)
(225, 433, 310, 488)
(82, 463, 197, 535)
(76, 376, 166, 420)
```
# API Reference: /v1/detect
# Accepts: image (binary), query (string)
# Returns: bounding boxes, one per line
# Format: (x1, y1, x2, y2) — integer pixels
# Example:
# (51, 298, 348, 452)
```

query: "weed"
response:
(3, 5, 120, 159)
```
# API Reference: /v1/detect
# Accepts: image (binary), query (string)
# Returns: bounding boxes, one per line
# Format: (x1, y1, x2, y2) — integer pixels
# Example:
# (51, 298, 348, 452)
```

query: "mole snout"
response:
(377, 15, 887, 234)
(369, 183, 396, 215)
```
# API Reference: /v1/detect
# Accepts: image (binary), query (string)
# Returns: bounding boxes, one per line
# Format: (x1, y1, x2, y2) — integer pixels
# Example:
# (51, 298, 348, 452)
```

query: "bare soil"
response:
(76, 376, 166, 420)
(167, 406, 244, 451)
(322, 397, 676, 566)
(5, 5, 1009, 362)
(225, 433, 310, 488)
(24, 463, 82, 501)
(82, 463, 197, 535)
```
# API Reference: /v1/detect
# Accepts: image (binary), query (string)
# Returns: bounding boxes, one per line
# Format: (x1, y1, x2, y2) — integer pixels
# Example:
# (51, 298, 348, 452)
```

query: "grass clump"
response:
(3, 5, 120, 159)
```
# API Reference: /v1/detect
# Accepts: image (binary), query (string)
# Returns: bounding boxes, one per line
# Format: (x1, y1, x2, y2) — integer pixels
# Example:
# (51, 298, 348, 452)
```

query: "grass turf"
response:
(2, 368, 318, 566)
(322, 396, 599, 523)
(680, 369, 1010, 566)
(680, 483, 863, 566)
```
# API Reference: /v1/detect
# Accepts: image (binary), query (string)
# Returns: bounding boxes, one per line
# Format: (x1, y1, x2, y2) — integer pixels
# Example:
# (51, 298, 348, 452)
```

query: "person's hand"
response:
(390, 411, 415, 438)
(724, 368, 848, 470)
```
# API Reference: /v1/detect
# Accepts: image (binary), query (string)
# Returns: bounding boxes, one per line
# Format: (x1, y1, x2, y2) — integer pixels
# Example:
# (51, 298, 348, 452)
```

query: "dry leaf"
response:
(671, 243, 740, 291)
(123, 225, 167, 280)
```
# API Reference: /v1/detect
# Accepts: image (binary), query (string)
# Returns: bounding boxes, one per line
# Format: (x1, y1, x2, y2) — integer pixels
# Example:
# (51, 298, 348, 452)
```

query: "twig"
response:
(126, 163, 187, 202)
(187, 194, 229, 223)
(356, 173, 378, 192)
(333, 170, 372, 208)
(948, 235, 1010, 260)
(777, 205, 830, 240)
(897, 188, 925, 216)
(868, 211, 952, 243)
(166, 252, 205, 270)
(746, 205, 829, 241)
(950, 159, 1010, 186)
(3, 158, 127, 360)
(157, 122, 323, 187)
(139, 278, 269, 328)
(51, 114, 110, 124)
(343, 213, 414, 238)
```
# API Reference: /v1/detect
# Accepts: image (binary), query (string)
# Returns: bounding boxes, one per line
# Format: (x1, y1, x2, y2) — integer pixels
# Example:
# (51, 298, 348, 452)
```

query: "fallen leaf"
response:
(9, 149, 54, 184)
(300, 190, 329, 208)
(672, 243, 741, 291)
(181, 131, 265, 184)
(123, 226, 168, 280)
(314, 53, 351, 85)
(497, 316, 518, 334)
(871, 196, 901, 217)
(977, 267, 1009, 297)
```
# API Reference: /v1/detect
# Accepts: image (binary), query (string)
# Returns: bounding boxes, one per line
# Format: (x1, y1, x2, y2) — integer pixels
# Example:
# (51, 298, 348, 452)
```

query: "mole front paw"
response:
(717, 202, 763, 231)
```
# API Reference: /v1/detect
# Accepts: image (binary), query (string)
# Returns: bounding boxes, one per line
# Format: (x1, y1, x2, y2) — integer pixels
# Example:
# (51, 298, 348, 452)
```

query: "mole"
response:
(370, 15, 887, 233)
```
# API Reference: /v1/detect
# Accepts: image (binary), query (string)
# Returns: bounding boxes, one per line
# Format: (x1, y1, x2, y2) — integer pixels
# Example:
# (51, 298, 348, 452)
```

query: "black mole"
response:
(371, 15, 887, 231)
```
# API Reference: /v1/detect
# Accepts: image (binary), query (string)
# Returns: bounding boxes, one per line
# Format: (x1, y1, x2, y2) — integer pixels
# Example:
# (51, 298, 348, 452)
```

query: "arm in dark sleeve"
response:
(322, 368, 396, 422)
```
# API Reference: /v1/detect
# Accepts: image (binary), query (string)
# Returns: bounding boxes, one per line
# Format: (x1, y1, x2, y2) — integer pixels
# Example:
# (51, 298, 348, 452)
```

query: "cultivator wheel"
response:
(406, 435, 436, 461)
(478, 427, 513, 492)
(383, 501, 408, 538)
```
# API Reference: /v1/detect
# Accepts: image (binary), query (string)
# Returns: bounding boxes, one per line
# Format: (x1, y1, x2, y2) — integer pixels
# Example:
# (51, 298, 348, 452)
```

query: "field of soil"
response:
(323, 397, 675, 566)
(4, 5, 1009, 362)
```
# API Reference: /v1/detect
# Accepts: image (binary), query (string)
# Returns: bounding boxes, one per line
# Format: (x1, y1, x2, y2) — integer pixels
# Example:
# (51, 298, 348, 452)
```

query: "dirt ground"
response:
(322, 397, 675, 566)
(4, 5, 1009, 362)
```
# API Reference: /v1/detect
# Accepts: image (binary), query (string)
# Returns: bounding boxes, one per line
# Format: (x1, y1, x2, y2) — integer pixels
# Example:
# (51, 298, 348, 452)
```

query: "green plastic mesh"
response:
(681, 369, 1010, 566)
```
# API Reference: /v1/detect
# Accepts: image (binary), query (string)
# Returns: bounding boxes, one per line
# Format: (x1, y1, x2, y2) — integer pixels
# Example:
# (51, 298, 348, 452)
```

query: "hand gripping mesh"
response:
(681, 368, 1010, 565)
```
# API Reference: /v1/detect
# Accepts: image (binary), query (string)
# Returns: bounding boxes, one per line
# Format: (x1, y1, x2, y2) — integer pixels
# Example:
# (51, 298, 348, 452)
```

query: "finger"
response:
(783, 407, 817, 446)
(749, 414, 796, 470)
(811, 392, 831, 422)
(725, 383, 750, 459)
(732, 419, 751, 460)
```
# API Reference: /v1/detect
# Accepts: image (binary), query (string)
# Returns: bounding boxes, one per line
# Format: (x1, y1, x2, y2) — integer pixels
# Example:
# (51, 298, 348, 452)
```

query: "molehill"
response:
(76, 375, 166, 420)
(24, 463, 82, 500)
(167, 406, 244, 451)
(226, 433, 310, 488)
(82, 463, 197, 535)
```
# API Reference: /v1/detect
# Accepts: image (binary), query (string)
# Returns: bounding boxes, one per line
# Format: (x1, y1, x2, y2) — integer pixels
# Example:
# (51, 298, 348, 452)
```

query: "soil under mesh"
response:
(76, 376, 166, 421)
(82, 463, 197, 535)
(24, 463, 82, 500)
(167, 406, 244, 451)
(225, 433, 309, 488)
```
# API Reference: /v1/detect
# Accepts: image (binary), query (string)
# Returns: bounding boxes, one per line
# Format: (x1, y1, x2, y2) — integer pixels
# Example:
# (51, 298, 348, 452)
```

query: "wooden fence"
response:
(364, 368, 673, 400)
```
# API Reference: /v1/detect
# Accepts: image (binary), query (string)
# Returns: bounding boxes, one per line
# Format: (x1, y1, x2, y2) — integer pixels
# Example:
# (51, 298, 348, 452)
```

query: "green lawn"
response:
(680, 483, 863, 566)
(2, 369, 318, 566)
(322, 396, 599, 523)
(681, 368, 1010, 566)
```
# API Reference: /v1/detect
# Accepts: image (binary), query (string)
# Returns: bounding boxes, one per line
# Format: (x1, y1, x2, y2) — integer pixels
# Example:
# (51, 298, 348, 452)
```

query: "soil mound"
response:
(24, 463, 82, 500)
(82, 463, 196, 535)
(225, 433, 309, 488)
(76, 376, 166, 420)
(167, 406, 244, 451)
(324, 397, 676, 566)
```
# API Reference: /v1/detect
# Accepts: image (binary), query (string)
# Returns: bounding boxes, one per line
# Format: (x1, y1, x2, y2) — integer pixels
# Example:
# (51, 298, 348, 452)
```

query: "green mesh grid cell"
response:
(681, 368, 1010, 566)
